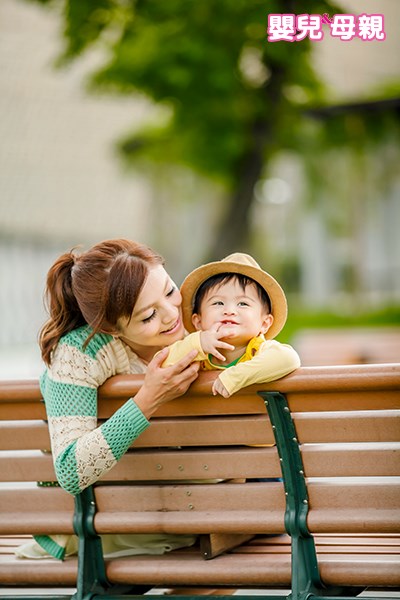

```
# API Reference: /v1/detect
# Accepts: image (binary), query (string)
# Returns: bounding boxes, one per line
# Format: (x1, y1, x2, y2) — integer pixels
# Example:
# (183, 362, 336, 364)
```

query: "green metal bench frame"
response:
(67, 391, 394, 600)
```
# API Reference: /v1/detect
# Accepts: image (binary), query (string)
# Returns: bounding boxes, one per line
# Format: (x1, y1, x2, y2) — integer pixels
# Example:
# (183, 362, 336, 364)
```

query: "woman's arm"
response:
(43, 331, 199, 495)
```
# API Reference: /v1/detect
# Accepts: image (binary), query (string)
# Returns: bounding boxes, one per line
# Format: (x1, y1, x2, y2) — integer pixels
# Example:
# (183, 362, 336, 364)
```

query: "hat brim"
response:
(180, 260, 287, 339)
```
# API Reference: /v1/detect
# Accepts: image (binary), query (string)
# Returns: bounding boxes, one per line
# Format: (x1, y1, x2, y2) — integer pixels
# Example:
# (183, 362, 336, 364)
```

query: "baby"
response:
(162, 253, 300, 396)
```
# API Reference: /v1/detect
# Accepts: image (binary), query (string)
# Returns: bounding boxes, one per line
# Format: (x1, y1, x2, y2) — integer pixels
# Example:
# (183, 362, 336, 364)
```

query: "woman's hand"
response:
(134, 347, 200, 419)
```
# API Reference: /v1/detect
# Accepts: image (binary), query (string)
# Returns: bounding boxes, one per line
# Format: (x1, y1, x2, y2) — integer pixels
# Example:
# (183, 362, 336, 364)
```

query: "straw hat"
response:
(180, 252, 287, 339)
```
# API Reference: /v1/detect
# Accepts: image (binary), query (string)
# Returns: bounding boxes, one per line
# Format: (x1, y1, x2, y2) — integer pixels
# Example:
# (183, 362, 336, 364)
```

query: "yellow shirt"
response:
(162, 331, 300, 396)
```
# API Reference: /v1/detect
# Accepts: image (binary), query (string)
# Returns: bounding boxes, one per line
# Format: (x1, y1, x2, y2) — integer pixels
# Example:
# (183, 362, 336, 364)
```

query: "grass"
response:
(277, 305, 400, 344)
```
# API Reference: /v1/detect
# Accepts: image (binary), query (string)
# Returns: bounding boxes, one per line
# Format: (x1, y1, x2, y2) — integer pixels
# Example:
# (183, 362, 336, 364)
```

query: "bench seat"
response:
(2, 533, 400, 588)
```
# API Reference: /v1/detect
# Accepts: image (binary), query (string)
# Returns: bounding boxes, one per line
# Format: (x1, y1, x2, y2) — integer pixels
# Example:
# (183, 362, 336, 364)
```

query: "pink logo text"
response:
(267, 13, 386, 42)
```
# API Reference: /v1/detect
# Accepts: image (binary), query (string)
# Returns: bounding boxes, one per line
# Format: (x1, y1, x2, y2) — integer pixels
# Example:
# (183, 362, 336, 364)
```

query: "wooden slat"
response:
(1, 364, 399, 420)
(0, 513, 75, 535)
(0, 447, 281, 482)
(0, 415, 274, 450)
(2, 536, 399, 589)
(313, 533, 400, 545)
(233, 543, 400, 555)
(287, 389, 400, 412)
(0, 486, 74, 534)
(0, 380, 42, 401)
(104, 548, 400, 587)
(0, 485, 73, 512)
(1, 388, 397, 420)
(307, 478, 400, 509)
(301, 442, 400, 477)
(131, 415, 274, 447)
(319, 553, 400, 586)
(307, 479, 400, 533)
(278, 363, 400, 392)
(317, 544, 400, 554)
(294, 409, 400, 443)
(103, 447, 281, 482)
(1, 363, 399, 402)
(94, 511, 285, 535)
(100, 393, 267, 419)
(244, 532, 400, 547)
(0, 555, 77, 585)
(308, 507, 400, 533)
(98, 364, 400, 416)
(94, 482, 285, 513)
(105, 551, 292, 586)
(93, 480, 286, 535)
(0, 400, 46, 420)
(0, 535, 32, 547)
(0, 420, 51, 450)
(97, 364, 400, 398)
(0, 451, 56, 481)
(0, 537, 76, 589)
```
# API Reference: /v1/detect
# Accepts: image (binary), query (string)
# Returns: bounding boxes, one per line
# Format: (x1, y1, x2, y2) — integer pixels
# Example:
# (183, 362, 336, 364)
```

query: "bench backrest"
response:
(1, 364, 399, 544)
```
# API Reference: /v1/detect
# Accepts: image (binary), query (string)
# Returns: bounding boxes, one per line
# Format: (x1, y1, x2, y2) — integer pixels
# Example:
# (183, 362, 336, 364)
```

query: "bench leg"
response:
(72, 486, 109, 600)
(72, 487, 151, 600)
(261, 392, 365, 600)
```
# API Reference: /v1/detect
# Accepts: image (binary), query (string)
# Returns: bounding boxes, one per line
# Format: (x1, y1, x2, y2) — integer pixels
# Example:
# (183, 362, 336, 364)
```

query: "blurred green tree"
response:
(29, 0, 398, 261)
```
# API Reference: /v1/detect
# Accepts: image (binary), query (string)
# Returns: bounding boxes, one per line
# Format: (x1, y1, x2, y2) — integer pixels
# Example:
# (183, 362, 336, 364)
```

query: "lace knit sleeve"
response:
(41, 327, 149, 495)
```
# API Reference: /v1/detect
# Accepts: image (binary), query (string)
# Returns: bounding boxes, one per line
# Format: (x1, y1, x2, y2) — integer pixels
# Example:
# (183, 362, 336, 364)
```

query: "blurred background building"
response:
(1, 0, 399, 377)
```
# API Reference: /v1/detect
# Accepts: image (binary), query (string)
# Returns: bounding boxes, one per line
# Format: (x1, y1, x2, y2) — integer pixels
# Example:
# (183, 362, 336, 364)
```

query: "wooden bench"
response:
(0, 363, 399, 600)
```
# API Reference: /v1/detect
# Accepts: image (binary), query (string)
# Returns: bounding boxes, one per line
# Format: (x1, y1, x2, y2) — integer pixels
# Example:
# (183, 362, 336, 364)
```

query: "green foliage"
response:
(26, 0, 400, 260)
(278, 306, 400, 344)
(58, 0, 116, 62)
(43, 0, 345, 183)
(28, 0, 400, 182)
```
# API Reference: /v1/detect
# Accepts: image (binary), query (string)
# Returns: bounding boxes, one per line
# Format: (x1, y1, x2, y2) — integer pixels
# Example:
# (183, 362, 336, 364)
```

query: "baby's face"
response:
(192, 279, 273, 346)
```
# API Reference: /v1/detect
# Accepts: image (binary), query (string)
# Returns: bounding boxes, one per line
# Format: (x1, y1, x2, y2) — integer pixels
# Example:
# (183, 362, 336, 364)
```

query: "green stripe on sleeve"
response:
(101, 399, 149, 461)
(43, 378, 98, 417)
(54, 440, 81, 495)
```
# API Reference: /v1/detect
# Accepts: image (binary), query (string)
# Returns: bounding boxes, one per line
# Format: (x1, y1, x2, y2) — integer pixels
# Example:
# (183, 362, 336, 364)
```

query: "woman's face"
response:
(117, 264, 185, 358)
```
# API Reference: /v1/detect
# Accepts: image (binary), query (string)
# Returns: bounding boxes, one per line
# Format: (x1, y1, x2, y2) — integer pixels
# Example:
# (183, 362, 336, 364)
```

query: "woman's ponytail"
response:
(39, 239, 164, 366)
(39, 251, 85, 365)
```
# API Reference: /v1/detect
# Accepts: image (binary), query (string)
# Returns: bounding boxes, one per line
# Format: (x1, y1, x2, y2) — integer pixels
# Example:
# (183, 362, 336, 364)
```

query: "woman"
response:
(16, 238, 200, 560)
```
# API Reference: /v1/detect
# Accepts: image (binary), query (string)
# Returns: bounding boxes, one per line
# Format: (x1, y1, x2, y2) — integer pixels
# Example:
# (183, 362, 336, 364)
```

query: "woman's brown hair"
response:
(39, 239, 164, 365)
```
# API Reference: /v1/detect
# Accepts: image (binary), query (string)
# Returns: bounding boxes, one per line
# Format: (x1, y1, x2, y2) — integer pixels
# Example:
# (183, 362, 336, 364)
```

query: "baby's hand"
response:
(200, 327, 235, 362)
(212, 377, 230, 398)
